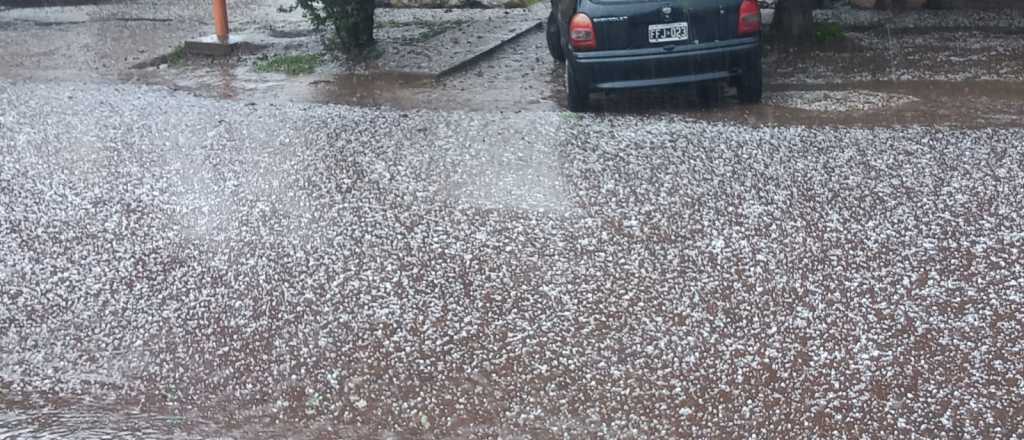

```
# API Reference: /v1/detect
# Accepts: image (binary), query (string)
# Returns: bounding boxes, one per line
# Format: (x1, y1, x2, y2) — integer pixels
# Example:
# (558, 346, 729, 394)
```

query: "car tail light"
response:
(569, 13, 597, 51)
(738, 0, 761, 36)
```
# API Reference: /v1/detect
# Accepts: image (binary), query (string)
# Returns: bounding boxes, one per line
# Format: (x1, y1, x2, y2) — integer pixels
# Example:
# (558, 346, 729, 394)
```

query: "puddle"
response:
(1, 409, 205, 439)
(304, 72, 435, 108)
(0, 408, 320, 440)
(0, 389, 321, 440)
(694, 80, 1024, 128)
(146, 67, 444, 109)
(129, 28, 1024, 128)
(139, 52, 1024, 128)
(575, 77, 1024, 128)
(1, 392, 208, 440)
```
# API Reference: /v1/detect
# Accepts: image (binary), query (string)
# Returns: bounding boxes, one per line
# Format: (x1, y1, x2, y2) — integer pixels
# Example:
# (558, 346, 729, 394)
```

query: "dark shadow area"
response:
(563, 79, 1024, 129)
(582, 83, 737, 115)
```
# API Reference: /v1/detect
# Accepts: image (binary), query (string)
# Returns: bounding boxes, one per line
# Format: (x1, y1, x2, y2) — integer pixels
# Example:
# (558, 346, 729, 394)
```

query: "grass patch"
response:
(815, 22, 845, 43)
(254, 53, 322, 75)
(166, 44, 185, 65)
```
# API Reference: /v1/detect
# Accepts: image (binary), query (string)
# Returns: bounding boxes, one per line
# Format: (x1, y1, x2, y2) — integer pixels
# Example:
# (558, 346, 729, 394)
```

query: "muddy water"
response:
(687, 80, 1024, 128)
(0, 390, 317, 439)
(304, 72, 436, 108)
(2, 394, 210, 440)
(153, 63, 1024, 128)
(134, 28, 1024, 128)
(0, 411, 303, 439)
(1, 409, 204, 439)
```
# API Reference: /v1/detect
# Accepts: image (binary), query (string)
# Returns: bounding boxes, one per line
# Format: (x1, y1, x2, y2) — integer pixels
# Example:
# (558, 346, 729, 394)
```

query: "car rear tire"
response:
(566, 61, 589, 112)
(546, 13, 565, 62)
(737, 51, 763, 104)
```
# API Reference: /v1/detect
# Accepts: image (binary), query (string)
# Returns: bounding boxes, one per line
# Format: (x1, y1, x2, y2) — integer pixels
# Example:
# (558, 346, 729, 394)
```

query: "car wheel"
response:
(546, 13, 565, 62)
(737, 50, 763, 104)
(565, 60, 589, 112)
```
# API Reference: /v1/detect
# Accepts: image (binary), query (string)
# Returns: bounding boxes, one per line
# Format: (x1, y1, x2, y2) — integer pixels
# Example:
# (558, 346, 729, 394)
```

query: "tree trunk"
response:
(772, 0, 816, 41)
(297, 0, 377, 52)
(344, 0, 375, 49)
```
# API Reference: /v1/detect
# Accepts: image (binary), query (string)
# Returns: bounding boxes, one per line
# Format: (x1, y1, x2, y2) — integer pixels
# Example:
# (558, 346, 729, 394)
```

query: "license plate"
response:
(648, 22, 689, 43)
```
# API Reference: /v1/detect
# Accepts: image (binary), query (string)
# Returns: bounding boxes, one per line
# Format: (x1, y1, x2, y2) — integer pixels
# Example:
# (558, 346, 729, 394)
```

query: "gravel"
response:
(2, 79, 1023, 438)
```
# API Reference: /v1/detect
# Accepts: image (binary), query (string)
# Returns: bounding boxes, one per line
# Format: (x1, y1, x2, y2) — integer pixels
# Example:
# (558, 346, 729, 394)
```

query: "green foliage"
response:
(295, 0, 376, 52)
(166, 44, 185, 65)
(254, 54, 323, 75)
(815, 22, 845, 43)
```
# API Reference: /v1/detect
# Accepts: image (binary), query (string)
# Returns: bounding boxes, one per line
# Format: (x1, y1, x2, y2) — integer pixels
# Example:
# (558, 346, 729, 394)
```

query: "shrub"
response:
(814, 22, 845, 43)
(295, 0, 376, 52)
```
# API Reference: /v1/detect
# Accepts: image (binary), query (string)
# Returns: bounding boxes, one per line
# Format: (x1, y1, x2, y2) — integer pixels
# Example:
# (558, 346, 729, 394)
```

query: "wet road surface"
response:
(121, 27, 1024, 128)
(2, 79, 1023, 438)
(4, 0, 1024, 126)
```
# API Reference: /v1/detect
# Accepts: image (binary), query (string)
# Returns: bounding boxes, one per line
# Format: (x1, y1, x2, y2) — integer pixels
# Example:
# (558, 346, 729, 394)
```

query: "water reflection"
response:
(304, 72, 434, 108)
(0, 397, 308, 440)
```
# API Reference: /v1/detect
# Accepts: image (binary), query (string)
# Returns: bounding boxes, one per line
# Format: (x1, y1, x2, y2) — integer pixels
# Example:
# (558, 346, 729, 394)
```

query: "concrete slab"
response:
(434, 19, 542, 78)
(184, 34, 244, 57)
(361, 6, 546, 77)
(217, 6, 548, 77)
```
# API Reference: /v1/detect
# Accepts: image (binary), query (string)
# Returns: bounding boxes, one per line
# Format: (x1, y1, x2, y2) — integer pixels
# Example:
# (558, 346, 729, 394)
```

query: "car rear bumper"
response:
(570, 38, 760, 91)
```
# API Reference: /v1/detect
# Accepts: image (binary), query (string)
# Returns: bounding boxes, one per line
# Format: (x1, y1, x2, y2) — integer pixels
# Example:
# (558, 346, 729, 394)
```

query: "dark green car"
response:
(547, 0, 764, 111)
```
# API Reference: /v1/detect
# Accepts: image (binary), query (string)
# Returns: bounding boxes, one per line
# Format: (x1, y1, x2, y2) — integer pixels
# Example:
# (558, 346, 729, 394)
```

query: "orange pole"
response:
(212, 0, 229, 43)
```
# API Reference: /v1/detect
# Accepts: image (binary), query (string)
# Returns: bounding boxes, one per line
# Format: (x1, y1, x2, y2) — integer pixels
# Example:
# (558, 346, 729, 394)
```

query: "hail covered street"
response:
(3, 0, 1024, 437)
(2, 78, 1022, 438)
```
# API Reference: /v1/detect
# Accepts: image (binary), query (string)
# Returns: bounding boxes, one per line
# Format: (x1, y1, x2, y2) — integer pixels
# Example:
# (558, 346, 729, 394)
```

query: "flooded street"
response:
(2, 1, 1024, 438)
(123, 26, 1024, 128)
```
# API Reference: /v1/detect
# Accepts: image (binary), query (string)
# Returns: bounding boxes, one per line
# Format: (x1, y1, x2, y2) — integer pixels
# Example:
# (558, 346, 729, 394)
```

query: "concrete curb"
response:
(434, 19, 542, 78)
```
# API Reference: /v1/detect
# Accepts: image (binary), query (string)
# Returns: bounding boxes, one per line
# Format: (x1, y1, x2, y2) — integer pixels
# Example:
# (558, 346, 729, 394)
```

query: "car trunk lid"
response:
(587, 0, 740, 51)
